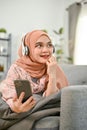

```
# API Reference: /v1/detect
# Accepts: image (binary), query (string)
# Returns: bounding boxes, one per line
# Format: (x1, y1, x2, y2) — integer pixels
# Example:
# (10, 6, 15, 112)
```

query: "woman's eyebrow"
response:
(35, 40, 52, 45)
(35, 42, 42, 45)
(47, 41, 52, 44)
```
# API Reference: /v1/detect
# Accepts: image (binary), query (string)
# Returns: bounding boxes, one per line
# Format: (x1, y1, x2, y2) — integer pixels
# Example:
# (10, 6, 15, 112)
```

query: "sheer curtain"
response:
(74, 4, 87, 65)
(67, 3, 81, 61)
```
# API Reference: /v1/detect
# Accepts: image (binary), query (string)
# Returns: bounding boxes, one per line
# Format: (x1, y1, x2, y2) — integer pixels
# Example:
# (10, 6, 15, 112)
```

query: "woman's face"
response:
(31, 35, 54, 64)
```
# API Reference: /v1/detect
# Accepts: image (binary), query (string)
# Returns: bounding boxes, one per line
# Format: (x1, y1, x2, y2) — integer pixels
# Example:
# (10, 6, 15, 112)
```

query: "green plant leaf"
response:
(0, 28, 7, 33)
(56, 49, 63, 54)
(59, 27, 64, 34)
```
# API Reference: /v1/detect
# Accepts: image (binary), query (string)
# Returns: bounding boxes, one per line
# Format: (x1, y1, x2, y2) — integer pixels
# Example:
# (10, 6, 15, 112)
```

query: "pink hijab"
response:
(16, 30, 49, 78)
(16, 30, 68, 88)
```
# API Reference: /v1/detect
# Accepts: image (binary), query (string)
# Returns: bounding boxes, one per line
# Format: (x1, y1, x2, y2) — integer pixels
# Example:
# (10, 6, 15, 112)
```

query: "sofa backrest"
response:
(60, 65, 87, 86)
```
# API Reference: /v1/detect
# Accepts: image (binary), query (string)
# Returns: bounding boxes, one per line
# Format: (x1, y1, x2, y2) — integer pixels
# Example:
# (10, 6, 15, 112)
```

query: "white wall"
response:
(0, 0, 76, 64)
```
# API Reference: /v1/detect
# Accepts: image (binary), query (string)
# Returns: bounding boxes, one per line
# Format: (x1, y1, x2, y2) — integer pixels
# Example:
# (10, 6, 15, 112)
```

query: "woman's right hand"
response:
(11, 92, 36, 113)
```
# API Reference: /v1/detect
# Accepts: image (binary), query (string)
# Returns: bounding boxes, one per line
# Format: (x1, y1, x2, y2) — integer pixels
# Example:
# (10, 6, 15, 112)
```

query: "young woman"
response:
(0, 30, 68, 114)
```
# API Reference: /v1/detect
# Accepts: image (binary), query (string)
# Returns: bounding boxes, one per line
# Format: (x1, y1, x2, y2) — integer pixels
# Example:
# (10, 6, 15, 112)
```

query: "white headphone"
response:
(22, 36, 29, 56)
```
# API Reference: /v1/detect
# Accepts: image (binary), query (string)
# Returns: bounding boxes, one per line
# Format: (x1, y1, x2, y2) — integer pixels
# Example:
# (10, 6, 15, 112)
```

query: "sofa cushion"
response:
(60, 65, 87, 85)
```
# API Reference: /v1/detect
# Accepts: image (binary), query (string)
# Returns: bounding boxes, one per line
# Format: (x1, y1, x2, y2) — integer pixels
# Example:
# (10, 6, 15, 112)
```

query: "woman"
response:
(0, 30, 68, 114)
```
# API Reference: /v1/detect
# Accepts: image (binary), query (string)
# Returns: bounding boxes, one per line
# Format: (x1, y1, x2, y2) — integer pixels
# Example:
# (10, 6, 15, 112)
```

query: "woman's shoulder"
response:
(7, 63, 25, 76)
(9, 63, 25, 72)
(8, 63, 22, 72)
(8, 63, 31, 79)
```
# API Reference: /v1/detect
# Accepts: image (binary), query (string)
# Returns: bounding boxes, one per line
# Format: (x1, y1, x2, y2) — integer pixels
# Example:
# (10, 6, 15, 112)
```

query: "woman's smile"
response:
(40, 54, 50, 60)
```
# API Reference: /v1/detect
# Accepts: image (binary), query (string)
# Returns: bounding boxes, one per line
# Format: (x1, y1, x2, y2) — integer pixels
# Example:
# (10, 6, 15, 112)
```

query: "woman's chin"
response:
(38, 58, 48, 64)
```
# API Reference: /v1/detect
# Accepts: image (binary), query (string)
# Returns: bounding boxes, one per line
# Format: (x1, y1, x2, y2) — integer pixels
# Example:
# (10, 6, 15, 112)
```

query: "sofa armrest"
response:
(60, 85, 87, 130)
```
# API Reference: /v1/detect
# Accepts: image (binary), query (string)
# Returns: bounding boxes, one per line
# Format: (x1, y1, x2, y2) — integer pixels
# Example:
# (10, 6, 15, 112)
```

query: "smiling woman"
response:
(0, 29, 68, 129)
(0, 29, 68, 109)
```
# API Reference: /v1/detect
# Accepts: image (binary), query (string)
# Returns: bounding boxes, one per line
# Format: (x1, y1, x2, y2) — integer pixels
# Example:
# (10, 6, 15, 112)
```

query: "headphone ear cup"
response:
(22, 42, 25, 56)
(25, 46, 29, 55)
(53, 46, 55, 53)
(22, 40, 29, 56)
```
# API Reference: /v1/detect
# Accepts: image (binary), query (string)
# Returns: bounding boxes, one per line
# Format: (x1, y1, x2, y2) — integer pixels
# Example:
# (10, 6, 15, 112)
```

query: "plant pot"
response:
(0, 33, 7, 38)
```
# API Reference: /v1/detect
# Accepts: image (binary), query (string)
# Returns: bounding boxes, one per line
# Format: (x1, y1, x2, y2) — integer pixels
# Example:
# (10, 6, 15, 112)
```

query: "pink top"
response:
(0, 63, 46, 108)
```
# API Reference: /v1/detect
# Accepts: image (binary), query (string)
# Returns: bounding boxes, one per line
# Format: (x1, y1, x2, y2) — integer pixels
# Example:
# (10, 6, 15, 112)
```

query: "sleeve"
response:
(0, 64, 20, 108)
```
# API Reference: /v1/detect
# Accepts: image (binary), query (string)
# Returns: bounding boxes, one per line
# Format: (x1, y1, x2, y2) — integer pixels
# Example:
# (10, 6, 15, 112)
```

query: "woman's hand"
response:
(45, 56, 59, 96)
(11, 92, 36, 113)
(46, 55, 57, 79)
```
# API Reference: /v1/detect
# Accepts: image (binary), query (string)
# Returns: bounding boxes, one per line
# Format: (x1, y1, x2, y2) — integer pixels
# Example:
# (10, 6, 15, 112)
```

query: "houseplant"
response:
(0, 28, 7, 38)
(53, 27, 73, 64)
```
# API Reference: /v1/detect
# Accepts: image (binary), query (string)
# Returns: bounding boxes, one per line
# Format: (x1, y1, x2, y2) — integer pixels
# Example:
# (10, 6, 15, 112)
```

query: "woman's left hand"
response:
(45, 56, 59, 96)
(46, 55, 57, 78)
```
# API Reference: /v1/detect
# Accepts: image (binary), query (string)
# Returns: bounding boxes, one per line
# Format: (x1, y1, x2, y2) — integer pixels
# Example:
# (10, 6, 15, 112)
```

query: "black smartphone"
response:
(14, 80, 32, 102)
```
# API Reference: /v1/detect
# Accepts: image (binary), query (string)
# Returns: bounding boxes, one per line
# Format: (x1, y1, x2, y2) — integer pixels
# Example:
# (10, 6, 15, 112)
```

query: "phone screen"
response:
(14, 80, 32, 102)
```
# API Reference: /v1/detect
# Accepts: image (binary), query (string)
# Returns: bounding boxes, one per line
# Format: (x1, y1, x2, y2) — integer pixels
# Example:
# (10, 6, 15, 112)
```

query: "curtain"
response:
(67, 3, 81, 61)
(74, 4, 87, 65)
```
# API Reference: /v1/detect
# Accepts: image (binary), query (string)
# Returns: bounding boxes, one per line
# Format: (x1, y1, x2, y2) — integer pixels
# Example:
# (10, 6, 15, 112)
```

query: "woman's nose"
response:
(42, 47, 48, 52)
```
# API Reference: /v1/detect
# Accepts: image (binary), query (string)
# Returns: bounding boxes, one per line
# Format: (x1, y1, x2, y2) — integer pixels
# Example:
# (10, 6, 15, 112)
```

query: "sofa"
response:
(0, 65, 87, 130)
(60, 64, 87, 130)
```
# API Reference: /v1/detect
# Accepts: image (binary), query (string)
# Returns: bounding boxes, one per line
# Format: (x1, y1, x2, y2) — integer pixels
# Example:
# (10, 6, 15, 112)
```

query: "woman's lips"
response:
(40, 55, 49, 59)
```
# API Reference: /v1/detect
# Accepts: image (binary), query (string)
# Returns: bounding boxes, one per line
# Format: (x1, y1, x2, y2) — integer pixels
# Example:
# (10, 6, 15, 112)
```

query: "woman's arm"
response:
(44, 56, 68, 97)
(44, 56, 59, 96)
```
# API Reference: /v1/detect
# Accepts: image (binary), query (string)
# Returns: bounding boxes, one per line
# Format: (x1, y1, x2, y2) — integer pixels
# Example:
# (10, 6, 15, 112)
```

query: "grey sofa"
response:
(60, 64, 87, 130)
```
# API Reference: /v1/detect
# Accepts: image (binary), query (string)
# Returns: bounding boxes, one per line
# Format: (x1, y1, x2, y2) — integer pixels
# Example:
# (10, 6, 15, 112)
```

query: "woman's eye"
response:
(47, 44, 53, 48)
(36, 44, 42, 48)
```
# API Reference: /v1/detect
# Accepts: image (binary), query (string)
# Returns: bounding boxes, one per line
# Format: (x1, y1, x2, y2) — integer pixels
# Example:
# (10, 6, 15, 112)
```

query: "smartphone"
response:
(14, 80, 32, 102)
